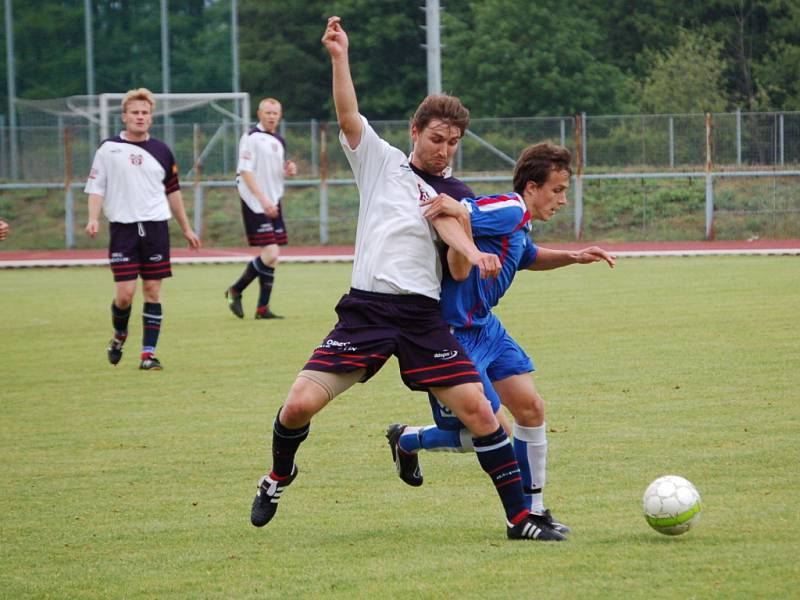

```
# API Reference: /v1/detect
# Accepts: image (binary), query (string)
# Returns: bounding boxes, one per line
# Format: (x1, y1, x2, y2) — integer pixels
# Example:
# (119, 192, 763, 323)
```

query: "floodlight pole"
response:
(422, 0, 442, 94)
(4, 0, 19, 179)
(84, 0, 97, 149)
(160, 0, 172, 146)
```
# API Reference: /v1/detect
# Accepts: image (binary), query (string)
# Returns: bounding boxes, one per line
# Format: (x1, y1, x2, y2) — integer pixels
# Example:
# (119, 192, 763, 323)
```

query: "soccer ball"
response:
(642, 475, 702, 536)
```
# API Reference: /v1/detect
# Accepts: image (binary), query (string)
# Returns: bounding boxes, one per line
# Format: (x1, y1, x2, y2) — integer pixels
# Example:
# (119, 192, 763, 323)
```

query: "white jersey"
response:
(340, 116, 442, 300)
(84, 133, 178, 223)
(236, 125, 287, 213)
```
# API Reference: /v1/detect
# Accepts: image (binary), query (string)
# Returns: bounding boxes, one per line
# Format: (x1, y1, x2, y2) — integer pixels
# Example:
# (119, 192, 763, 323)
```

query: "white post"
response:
(423, 0, 442, 94)
(4, 0, 19, 179)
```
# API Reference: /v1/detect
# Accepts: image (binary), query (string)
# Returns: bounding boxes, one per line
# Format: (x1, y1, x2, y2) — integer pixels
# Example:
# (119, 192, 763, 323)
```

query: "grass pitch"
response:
(1, 256, 798, 599)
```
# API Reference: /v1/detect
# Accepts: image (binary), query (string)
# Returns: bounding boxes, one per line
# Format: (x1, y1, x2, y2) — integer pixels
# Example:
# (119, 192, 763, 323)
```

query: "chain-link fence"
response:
(0, 110, 798, 249)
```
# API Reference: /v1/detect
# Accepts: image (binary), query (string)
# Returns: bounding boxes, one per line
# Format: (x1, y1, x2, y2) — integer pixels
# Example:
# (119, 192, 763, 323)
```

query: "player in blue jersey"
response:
(387, 142, 616, 534)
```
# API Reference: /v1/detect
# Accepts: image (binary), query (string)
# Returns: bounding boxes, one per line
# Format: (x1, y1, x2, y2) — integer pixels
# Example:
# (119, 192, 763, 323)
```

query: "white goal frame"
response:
(98, 92, 251, 140)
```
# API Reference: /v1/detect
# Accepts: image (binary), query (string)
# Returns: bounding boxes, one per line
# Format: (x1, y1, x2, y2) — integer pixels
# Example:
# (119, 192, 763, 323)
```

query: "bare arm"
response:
(0, 219, 9, 241)
(322, 16, 362, 149)
(420, 194, 475, 281)
(167, 190, 201, 250)
(431, 215, 500, 279)
(240, 170, 277, 217)
(85, 193, 104, 237)
(529, 246, 616, 270)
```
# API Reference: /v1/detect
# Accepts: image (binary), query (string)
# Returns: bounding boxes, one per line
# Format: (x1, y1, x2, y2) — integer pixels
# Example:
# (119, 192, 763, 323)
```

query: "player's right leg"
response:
(108, 280, 136, 365)
(251, 368, 364, 527)
(432, 383, 565, 541)
(107, 223, 141, 366)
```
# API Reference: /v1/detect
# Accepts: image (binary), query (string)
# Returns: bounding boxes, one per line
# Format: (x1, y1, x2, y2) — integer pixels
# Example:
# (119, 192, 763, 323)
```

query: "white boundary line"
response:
(1, 248, 798, 269)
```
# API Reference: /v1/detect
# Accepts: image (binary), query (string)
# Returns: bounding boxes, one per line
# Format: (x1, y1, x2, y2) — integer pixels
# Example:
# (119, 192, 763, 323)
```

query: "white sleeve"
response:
(84, 148, 106, 196)
(237, 132, 255, 173)
(339, 115, 390, 189)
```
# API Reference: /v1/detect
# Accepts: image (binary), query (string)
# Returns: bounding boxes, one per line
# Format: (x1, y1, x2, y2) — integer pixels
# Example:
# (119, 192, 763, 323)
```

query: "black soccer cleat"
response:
(254, 307, 284, 320)
(507, 513, 567, 541)
(534, 508, 571, 534)
(139, 356, 163, 371)
(107, 338, 124, 366)
(251, 465, 298, 527)
(386, 423, 423, 487)
(225, 288, 244, 319)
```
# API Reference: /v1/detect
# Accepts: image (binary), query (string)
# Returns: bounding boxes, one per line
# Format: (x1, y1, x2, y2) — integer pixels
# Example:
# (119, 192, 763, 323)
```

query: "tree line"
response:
(1, 0, 798, 121)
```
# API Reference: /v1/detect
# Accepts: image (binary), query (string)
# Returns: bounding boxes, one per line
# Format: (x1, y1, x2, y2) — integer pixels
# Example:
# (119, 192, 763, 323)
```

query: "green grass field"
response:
(2, 257, 799, 599)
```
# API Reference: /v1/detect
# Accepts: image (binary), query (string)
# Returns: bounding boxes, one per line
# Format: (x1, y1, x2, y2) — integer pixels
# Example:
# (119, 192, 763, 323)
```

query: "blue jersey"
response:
(440, 193, 538, 329)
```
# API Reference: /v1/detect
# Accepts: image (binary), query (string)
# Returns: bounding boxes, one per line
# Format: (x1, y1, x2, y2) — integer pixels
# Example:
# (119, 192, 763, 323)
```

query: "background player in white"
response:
(248, 16, 566, 542)
(225, 98, 297, 319)
(85, 87, 200, 370)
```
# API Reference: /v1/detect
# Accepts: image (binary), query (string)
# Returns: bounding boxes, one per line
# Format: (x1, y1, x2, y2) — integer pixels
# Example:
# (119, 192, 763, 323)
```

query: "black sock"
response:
(111, 302, 131, 341)
(141, 302, 162, 357)
(231, 257, 260, 294)
(473, 427, 528, 525)
(257, 265, 275, 309)
(272, 407, 309, 477)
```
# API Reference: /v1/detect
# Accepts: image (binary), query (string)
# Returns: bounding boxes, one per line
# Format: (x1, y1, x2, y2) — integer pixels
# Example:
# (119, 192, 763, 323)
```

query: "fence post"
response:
(319, 121, 329, 245)
(192, 123, 203, 237)
(581, 111, 587, 168)
(705, 113, 714, 240)
(736, 107, 742, 166)
(668, 116, 674, 168)
(574, 113, 584, 240)
(779, 112, 785, 165)
(310, 118, 319, 177)
(64, 127, 74, 248)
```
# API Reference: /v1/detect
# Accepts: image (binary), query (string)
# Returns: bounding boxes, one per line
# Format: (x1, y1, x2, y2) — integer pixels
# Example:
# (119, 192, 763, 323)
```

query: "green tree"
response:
(441, 0, 629, 117)
(638, 28, 728, 113)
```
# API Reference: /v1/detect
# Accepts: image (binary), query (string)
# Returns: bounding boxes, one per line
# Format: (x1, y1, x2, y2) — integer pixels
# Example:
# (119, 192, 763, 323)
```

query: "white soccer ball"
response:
(642, 475, 702, 536)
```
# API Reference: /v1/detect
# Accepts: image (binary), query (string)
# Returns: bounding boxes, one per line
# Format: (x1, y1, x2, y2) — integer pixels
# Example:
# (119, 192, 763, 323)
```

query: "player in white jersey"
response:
(248, 16, 566, 543)
(85, 88, 200, 371)
(225, 97, 297, 319)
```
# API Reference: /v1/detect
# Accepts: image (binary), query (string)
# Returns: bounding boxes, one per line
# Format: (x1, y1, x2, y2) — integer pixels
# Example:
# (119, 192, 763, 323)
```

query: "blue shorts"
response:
(428, 315, 534, 430)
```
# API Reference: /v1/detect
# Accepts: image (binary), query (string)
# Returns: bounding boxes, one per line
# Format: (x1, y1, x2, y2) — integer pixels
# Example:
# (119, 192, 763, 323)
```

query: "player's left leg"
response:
(492, 374, 570, 533)
(254, 243, 282, 319)
(139, 279, 163, 370)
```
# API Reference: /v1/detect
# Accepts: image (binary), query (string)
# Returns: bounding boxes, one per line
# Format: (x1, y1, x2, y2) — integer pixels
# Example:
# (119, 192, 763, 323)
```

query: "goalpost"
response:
(98, 92, 251, 141)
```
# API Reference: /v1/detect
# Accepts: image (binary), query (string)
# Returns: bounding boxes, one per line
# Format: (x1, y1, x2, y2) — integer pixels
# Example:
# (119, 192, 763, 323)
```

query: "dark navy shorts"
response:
(304, 288, 482, 392)
(108, 221, 172, 282)
(240, 199, 288, 246)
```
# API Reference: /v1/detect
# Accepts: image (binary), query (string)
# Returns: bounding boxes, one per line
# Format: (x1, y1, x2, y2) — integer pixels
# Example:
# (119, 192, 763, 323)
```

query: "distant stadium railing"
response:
(0, 111, 798, 248)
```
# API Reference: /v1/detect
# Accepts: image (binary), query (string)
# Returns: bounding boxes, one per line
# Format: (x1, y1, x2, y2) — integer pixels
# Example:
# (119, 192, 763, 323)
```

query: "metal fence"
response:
(0, 110, 798, 248)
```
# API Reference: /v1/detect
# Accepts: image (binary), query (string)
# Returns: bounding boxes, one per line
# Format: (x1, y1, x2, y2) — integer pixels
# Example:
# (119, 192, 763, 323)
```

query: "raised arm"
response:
(529, 246, 616, 270)
(322, 16, 362, 149)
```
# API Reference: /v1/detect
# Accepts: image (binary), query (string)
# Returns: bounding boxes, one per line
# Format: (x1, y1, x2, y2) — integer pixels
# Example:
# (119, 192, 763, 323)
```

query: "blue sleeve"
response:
(519, 236, 538, 269)
(466, 195, 528, 237)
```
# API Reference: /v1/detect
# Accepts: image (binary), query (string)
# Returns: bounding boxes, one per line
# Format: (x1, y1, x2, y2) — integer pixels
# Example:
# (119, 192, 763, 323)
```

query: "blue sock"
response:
(473, 426, 528, 524)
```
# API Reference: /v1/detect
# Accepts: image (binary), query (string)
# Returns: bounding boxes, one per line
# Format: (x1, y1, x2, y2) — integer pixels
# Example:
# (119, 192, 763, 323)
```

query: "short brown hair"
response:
(121, 88, 155, 113)
(411, 94, 470, 136)
(513, 143, 572, 194)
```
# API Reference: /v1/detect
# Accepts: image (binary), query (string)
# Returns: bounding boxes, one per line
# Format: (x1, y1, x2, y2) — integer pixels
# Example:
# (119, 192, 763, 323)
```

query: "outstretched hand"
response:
(322, 16, 348, 58)
(575, 246, 616, 268)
